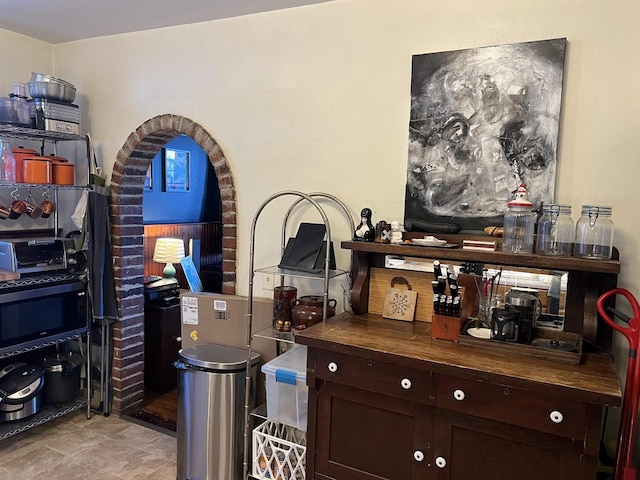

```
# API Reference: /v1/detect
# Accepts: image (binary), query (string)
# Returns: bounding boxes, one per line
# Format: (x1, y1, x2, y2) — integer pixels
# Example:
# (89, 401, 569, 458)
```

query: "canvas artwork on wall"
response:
(405, 38, 567, 230)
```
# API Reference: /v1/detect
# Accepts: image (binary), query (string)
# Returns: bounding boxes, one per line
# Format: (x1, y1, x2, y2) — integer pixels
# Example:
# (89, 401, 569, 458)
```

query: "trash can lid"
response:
(179, 343, 260, 371)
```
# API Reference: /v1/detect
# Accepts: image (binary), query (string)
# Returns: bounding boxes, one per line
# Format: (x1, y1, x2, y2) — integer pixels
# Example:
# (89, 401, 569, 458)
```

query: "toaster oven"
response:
(0, 238, 76, 275)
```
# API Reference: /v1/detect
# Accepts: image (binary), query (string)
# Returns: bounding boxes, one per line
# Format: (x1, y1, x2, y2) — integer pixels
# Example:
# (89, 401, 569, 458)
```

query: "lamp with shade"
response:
(153, 238, 185, 279)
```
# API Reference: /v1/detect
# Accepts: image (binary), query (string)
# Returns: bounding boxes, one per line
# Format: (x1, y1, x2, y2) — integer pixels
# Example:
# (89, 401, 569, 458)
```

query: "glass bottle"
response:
(502, 183, 536, 254)
(0, 139, 17, 183)
(573, 205, 614, 260)
(535, 204, 574, 256)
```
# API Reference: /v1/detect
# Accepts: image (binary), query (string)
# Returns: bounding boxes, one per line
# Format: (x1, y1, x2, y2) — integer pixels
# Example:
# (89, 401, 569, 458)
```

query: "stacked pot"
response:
(11, 146, 75, 185)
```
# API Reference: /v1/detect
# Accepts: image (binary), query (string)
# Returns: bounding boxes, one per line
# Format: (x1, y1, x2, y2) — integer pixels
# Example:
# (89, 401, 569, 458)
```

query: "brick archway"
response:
(108, 114, 237, 414)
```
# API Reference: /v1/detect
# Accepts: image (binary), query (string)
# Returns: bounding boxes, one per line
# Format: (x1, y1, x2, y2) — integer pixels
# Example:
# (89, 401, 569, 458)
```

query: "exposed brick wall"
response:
(109, 114, 236, 415)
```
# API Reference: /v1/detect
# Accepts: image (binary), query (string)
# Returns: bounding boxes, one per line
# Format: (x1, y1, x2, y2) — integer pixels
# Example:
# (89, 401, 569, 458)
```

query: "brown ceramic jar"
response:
(291, 295, 337, 330)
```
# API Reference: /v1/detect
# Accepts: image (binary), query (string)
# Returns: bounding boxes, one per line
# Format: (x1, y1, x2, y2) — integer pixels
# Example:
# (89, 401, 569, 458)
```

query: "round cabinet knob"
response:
(413, 450, 424, 462)
(549, 410, 564, 424)
(435, 456, 447, 468)
(453, 389, 466, 401)
(401, 378, 412, 390)
(176, 337, 182, 342)
(328, 362, 338, 373)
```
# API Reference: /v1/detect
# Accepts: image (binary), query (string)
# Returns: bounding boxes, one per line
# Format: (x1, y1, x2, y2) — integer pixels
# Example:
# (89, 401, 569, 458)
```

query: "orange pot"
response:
(51, 161, 75, 185)
(11, 147, 38, 183)
(22, 156, 52, 184)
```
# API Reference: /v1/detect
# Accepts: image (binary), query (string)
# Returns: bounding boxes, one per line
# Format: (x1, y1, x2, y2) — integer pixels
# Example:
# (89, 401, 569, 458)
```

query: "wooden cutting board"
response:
(0, 269, 19, 282)
(382, 276, 418, 322)
(369, 267, 432, 321)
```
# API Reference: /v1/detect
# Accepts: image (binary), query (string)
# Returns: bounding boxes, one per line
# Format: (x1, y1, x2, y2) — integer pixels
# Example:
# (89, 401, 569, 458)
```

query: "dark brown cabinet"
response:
(302, 325, 615, 480)
(296, 239, 622, 480)
(144, 302, 181, 393)
(312, 349, 436, 480)
(433, 409, 588, 480)
(315, 381, 433, 480)
(434, 374, 598, 479)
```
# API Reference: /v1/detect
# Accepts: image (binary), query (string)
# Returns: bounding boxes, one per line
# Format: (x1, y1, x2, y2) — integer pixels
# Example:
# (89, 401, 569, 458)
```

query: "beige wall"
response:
(0, 30, 52, 89)
(42, 0, 640, 297)
(1, 0, 639, 449)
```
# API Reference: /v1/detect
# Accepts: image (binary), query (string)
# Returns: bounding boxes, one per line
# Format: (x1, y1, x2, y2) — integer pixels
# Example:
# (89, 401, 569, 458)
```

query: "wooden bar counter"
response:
(296, 314, 620, 480)
(294, 239, 622, 480)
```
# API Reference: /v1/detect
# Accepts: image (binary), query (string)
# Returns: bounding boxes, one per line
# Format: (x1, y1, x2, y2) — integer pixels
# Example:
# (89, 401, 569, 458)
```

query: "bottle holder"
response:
(253, 419, 306, 479)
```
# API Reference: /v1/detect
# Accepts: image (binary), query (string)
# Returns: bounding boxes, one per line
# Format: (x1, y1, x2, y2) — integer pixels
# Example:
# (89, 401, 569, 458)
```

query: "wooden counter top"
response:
(295, 312, 622, 407)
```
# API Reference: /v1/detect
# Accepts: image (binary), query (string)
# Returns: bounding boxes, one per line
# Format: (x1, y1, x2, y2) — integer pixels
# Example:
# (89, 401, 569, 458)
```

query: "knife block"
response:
(431, 287, 466, 342)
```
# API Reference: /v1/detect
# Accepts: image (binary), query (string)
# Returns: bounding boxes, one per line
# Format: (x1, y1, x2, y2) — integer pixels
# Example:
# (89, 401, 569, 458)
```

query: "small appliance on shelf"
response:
(144, 276, 179, 305)
(28, 98, 80, 135)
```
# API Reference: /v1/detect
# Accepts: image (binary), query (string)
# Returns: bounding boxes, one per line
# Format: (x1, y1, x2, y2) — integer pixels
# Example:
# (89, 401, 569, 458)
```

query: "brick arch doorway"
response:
(109, 114, 237, 415)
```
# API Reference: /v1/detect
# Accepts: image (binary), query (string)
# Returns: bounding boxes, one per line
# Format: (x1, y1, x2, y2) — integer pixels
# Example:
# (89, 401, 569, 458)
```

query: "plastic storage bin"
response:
(261, 345, 308, 431)
(252, 419, 306, 480)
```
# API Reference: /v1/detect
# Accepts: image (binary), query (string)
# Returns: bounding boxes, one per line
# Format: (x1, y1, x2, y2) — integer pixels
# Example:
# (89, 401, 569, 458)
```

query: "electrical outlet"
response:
(262, 273, 274, 291)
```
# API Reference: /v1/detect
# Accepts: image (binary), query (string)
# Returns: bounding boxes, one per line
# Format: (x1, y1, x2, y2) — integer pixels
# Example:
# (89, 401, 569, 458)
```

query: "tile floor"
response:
(0, 410, 176, 480)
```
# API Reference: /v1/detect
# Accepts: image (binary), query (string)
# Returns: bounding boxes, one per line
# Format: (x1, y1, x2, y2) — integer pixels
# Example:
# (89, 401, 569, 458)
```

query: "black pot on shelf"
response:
(40, 352, 84, 403)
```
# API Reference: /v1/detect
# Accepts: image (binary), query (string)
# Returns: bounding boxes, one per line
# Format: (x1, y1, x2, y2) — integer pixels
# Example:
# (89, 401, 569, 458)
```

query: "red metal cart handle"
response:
(597, 288, 640, 352)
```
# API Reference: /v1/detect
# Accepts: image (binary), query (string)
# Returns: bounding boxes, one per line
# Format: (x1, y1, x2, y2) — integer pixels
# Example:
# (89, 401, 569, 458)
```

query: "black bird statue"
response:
(354, 208, 375, 242)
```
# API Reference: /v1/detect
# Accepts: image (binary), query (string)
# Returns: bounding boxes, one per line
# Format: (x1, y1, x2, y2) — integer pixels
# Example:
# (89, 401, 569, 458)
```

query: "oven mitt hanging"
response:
(383, 276, 418, 322)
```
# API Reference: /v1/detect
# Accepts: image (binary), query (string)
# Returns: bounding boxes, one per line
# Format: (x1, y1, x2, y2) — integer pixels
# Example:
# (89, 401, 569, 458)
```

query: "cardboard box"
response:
(179, 292, 277, 404)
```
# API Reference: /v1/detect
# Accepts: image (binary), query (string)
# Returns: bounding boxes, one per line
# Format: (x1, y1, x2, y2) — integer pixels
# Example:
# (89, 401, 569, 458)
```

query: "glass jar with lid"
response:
(573, 205, 614, 260)
(502, 183, 536, 254)
(535, 204, 574, 256)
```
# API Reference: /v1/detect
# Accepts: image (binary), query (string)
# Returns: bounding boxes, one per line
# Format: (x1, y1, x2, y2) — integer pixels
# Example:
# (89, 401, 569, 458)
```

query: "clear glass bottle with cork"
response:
(0, 139, 17, 183)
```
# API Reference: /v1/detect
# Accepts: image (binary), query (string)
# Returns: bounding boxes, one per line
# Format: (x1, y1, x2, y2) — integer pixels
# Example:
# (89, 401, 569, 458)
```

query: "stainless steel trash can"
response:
(176, 343, 260, 480)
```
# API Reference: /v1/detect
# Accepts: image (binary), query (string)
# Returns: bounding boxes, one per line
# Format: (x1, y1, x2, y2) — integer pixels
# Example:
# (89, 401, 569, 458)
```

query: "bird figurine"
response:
(354, 208, 375, 242)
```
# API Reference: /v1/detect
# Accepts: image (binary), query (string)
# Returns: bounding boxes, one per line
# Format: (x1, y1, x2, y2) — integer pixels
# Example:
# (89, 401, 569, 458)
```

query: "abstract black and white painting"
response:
(405, 38, 566, 230)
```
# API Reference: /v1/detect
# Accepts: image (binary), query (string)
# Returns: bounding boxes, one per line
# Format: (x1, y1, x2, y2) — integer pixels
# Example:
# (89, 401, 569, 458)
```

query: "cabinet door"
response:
(433, 409, 591, 480)
(144, 303, 181, 393)
(315, 381, 433, 480)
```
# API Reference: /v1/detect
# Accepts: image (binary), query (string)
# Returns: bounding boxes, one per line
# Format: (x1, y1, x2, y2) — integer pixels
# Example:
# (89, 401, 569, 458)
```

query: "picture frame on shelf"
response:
(162, 147, 190, 192)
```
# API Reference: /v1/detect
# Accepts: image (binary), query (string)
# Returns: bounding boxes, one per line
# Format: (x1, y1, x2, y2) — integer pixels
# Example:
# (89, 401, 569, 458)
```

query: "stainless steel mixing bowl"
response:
(27, 80, 76, 103)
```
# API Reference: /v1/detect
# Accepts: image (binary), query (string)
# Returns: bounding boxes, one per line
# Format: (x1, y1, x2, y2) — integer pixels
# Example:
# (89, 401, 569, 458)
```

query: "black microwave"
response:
(0, 277, 88, 357)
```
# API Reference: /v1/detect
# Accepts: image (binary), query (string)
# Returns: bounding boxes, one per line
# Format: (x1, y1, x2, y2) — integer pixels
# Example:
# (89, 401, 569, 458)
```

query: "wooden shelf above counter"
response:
(342, 239, 621, 350)
(341, 239, 620, 274)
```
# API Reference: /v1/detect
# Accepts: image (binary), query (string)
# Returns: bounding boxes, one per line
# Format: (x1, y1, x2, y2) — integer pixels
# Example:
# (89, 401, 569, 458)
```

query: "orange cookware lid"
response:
(12, 147, 38, 156)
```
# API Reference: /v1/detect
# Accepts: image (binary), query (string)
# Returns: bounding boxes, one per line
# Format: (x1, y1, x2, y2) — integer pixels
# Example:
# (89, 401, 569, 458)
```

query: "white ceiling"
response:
(0, 0, 332, 44)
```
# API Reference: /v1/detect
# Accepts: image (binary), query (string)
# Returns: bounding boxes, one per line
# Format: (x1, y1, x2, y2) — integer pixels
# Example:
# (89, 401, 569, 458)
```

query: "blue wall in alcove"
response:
(142, 135, 221, 224)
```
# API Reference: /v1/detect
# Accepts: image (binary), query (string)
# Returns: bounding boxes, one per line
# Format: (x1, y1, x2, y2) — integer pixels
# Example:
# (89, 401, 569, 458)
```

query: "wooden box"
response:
(431, 287, 466, 341)
(431, 314, 463, 341)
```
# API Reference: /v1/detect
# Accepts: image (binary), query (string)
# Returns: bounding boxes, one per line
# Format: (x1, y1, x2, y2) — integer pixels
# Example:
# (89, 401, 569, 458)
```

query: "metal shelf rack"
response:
(0, 395, 88, 440)
(0, 124, 83, 142)
(242, 190, 355, 480)
(0, 124, 94, 437)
